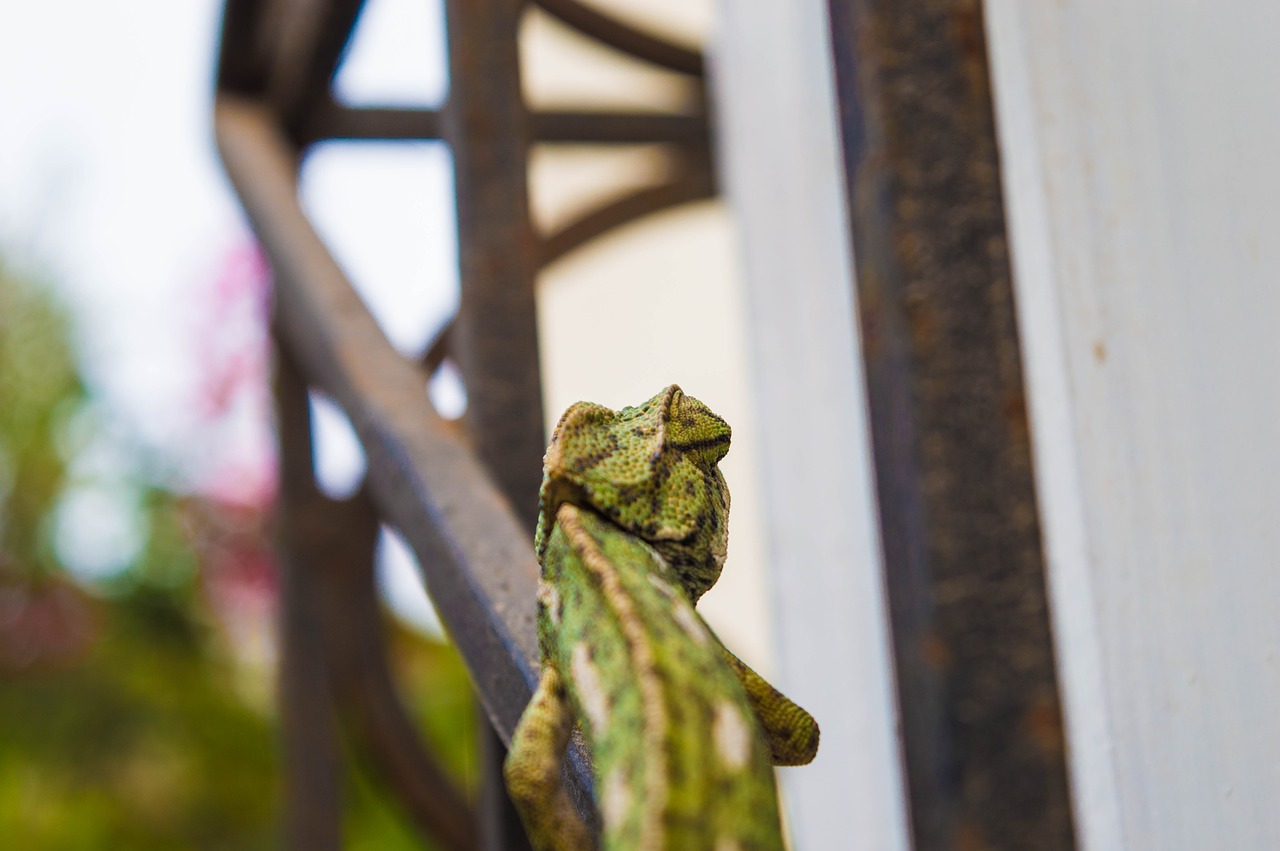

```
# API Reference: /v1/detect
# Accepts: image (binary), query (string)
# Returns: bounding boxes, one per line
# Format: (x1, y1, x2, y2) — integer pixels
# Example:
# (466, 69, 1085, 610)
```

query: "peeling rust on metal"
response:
(826, 0, 1079, 848)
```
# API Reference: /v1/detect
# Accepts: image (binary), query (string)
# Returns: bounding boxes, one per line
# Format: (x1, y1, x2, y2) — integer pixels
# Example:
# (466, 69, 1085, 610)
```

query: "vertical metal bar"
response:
(825, 1, 1077, 849)
(276, 347, 343, 851)
(444, 0, 546, 528)
(444, 2, 544, 848)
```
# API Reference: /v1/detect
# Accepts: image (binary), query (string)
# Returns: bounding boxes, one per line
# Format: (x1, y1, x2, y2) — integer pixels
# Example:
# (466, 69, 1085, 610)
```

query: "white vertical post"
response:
(711, 4, 910, 849)
(987, 4, 1280, 848)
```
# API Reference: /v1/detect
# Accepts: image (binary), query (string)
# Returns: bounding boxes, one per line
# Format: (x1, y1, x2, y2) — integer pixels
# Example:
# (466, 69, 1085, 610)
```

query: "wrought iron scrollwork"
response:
(214, 1, 714, 848)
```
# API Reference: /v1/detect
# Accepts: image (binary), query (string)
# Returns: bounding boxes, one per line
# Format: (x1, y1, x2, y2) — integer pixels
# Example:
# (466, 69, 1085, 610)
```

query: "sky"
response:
(0, 0, 459, 634)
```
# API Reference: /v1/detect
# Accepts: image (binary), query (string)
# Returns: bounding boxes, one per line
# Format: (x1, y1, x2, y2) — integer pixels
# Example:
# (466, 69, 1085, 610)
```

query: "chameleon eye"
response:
(665, 394, 731, 466)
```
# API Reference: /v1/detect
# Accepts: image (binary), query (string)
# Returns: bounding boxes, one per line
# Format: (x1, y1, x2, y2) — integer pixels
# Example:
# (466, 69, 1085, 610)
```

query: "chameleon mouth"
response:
(534, 478, 589, 560)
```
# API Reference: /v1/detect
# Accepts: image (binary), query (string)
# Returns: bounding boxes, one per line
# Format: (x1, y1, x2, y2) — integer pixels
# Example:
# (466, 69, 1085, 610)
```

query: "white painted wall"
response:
(986, 4, 1280, 849)
(712, 3, 909, 849)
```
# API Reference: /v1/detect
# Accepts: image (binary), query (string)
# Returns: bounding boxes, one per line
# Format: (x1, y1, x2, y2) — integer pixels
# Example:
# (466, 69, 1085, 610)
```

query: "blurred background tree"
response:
(0, 258, 476, 849)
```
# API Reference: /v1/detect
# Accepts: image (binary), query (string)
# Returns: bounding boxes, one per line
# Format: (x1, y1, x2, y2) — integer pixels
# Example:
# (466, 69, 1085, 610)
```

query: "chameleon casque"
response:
(504, 385, 819, 851)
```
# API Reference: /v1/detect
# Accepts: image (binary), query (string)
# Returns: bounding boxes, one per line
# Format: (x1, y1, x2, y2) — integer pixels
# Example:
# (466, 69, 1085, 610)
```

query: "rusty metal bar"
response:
(214, 99, 595, 816)
(826, 1, 1077, 849)
(443, 1, 546, 845)
(266, 0, 367, 140)
(444, 0, 546, 529)
(532, 0, 704, 77)
(302, 105, 707, 148)
(276, 348, 343, 851)
(315, 489, 479, 851)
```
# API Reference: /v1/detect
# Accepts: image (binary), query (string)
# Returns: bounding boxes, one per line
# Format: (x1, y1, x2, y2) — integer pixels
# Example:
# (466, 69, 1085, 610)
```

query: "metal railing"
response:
(214, 1, 712, 848)
(825, 0, 1077, 847)
(215, 1, 1079, 849)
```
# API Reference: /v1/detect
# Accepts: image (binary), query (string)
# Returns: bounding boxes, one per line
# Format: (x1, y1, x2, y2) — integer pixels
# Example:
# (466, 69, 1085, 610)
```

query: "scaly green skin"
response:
(504, 386, 820, 851)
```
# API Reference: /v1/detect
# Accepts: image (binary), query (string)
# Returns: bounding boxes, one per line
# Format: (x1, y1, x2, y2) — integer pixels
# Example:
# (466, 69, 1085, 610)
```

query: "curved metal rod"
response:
(419, 165, 718, 373)
(316, 489, 479, 851)
(531, 0, 704, 78)
(539, 163, 717, 267)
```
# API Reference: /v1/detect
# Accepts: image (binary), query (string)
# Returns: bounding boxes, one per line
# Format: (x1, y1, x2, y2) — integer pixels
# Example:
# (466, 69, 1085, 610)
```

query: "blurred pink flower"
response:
(182, 236, 281, 662)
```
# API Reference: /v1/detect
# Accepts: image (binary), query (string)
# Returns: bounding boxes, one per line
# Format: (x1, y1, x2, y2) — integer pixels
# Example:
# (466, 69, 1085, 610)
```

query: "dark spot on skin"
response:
(668, 433, 732, 456)
(648, 463, 672, 500)
(572, 448, 611, 473)
(804, 725, 819, 753)
(664, 810, 700, 835)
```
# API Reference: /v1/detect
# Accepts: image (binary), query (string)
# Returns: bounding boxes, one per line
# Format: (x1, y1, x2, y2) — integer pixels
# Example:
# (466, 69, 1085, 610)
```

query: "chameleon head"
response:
(535, 385, 732, 603)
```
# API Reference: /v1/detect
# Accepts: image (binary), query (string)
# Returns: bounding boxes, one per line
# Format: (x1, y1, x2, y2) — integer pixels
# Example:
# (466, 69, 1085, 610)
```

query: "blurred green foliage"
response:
(0, 262, 477, 848)
(0, 260, 86, 580)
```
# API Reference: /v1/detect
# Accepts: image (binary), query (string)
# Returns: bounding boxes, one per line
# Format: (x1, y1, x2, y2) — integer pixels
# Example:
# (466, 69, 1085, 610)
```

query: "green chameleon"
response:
(504, 385, 820, 851)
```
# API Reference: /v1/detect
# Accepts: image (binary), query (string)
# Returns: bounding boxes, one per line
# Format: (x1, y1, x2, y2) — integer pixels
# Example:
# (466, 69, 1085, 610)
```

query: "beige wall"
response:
(522, 4, 775, 669)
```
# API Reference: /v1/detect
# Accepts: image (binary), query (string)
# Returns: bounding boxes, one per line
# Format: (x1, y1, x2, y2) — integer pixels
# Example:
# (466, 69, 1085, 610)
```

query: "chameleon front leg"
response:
(503, 666, 596, 851)
(718, 642, 821, 766)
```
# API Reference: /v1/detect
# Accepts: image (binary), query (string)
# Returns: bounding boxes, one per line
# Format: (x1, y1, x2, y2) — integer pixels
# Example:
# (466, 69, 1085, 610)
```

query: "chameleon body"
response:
(504, 386, 819, 851)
